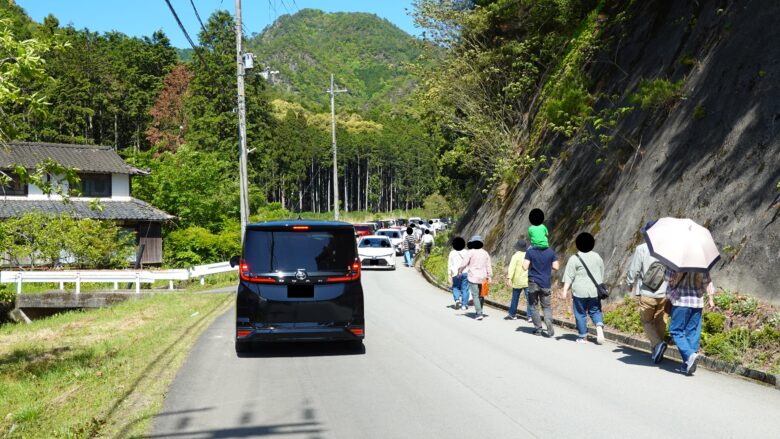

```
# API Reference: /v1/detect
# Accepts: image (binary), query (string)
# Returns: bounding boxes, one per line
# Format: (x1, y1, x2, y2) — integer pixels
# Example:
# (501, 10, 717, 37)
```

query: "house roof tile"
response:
(0, 141, 147, 174)
(0, 199, 174, 222)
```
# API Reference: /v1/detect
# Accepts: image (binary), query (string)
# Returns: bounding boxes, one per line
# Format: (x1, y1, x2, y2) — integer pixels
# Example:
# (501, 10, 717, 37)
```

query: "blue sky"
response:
(16, 0, 420, 48)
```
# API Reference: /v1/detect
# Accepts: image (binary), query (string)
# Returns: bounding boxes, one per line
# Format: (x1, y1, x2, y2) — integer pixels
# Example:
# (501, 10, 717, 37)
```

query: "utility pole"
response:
(236, 0, 250, 239)
(327, 73, 347, 221)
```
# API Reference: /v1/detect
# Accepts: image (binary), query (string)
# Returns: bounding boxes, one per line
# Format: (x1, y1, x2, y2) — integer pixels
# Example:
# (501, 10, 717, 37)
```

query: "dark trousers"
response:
(528, 282, 553, 333)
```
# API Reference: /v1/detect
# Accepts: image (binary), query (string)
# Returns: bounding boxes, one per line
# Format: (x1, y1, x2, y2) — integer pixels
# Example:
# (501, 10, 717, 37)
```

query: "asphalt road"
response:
(153, 263, 780, 438)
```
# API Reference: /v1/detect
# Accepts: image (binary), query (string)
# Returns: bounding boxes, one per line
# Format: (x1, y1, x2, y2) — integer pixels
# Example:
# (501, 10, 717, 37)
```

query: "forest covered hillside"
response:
(246, 8, 423, 112)
(413, 0, 780, 303)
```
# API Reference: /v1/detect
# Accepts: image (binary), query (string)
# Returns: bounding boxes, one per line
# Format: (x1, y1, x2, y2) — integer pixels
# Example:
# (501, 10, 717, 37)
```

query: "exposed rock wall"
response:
(458, 0, 780, 303)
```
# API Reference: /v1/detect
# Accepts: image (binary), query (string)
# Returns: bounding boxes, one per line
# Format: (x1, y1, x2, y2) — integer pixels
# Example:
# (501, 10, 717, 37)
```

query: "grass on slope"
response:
(0, 292, 233, 438)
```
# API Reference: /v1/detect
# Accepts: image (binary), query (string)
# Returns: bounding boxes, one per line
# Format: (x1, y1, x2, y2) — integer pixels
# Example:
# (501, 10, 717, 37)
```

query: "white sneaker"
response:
(596, 326, 605, 345)
(476, 314, 484, 320)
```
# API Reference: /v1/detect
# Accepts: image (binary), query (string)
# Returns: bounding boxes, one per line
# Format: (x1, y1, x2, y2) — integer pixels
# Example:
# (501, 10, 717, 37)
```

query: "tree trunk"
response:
(357, 153, 361, 212)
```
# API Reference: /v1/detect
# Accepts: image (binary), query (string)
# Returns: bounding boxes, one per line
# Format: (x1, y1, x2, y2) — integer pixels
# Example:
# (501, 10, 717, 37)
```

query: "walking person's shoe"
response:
(476, 314, 484, 321)
(686, 353, 699, 376)
(504, 315, 518, 320)
(575, 337, 588, 344)
(651, 342, 668, 364)
(596, 325, 605, 345)
(455, 300, 461, 310)
(527, 317, 533, 323)
(533, 329, 543, 336)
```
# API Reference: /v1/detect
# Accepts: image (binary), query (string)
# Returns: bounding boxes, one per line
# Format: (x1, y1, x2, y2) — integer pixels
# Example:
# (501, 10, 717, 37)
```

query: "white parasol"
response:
(642, 217, 720, 272)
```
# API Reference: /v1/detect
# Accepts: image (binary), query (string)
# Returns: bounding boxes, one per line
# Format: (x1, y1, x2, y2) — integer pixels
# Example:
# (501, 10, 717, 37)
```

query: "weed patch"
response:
(0, 292, 232, 438)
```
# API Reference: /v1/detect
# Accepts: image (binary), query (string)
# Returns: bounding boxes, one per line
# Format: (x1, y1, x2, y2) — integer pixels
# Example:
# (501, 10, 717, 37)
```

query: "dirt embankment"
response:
(458, 0, 780, 303)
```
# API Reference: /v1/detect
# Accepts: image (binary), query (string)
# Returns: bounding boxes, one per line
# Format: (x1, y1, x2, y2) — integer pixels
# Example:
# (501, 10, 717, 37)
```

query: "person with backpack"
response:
(626, 221, 670, 363)
(560, 233, 606, 344)
(402, 227, 416, 267)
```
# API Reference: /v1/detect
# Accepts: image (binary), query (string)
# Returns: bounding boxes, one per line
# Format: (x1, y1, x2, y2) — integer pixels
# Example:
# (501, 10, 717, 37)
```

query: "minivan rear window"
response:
(377, 230, 400, 238)
(244, 229, 355, 273)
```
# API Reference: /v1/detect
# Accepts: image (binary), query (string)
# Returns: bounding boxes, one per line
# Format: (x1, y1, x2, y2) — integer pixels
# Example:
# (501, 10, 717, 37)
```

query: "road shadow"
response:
(555, 333, 580, 343)
(514, 326, 539, 335)
(612, 346, 682, 373)
(147, 421, 324, 438)
(236, 341, 365, 358)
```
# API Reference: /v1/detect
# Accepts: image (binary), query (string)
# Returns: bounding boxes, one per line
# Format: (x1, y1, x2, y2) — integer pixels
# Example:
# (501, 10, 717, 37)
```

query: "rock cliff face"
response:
(457, 0, 780, 303)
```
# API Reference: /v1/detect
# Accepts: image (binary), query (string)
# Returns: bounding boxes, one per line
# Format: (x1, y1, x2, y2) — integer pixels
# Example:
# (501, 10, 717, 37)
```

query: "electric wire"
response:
(163, 0, 207, 65)
(188, 0, 208, 33)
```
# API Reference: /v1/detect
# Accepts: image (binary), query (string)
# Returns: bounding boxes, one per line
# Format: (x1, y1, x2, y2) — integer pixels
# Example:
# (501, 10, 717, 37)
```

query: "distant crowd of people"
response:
(442, 209, 716, 377)
(400, 221, 435, 267)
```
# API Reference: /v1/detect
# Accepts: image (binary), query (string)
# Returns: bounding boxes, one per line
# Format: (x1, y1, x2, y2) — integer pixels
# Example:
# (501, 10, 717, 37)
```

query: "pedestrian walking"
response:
(458, 235, 492, 320)
(402, 227, 416, 267)
(560, 233, 606, 344)
(665, 269, 715, 375)
(422, 229, 434, 255)
(448, 236, 469, 310)
(641, 217, 720, 375)
(626, 221, 670, 362)
(505, 239, 530, 321)
(413, 223, 423, 242)
(523, 243, 559, 336)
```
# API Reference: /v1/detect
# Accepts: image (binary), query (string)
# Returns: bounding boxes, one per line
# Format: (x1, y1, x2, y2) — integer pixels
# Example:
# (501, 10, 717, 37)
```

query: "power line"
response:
(189, 0, 207, 33)
(163, 0, 206, 65)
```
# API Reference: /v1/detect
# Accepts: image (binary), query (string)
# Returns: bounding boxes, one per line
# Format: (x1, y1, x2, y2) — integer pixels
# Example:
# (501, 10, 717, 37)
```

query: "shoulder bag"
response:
(575, 254, 609, 300)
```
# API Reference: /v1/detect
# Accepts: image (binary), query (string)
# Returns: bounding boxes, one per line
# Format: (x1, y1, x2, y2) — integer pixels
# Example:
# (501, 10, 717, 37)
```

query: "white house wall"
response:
(111, 173, 131, 200)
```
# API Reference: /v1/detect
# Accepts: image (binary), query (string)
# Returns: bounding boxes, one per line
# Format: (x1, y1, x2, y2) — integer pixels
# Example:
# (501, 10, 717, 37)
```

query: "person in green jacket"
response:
(505, 240, 531, 321)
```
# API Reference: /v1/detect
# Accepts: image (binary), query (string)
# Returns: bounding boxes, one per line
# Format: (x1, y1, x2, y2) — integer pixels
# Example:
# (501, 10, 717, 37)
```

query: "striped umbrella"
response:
(642, 217, 720, 272)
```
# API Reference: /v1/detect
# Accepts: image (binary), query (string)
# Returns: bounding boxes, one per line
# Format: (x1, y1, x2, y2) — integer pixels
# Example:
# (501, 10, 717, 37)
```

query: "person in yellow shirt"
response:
(505, 240, 531, 321)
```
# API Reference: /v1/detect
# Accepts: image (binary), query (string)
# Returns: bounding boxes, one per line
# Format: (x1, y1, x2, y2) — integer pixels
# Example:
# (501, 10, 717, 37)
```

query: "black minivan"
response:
(231, 220, 365, 352)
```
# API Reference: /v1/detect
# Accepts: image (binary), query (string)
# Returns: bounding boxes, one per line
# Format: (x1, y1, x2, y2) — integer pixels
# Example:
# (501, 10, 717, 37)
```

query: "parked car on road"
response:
(357, 235, 396, 270)
(231, 221, 365, 352)
(354, 223, 373, 238)
(376, 228, 404, 255)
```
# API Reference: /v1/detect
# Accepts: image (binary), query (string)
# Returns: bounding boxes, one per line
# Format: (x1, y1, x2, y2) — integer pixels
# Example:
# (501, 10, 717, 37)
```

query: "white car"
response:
(357, 235, 396, 270)
(376, 228, 404, 255)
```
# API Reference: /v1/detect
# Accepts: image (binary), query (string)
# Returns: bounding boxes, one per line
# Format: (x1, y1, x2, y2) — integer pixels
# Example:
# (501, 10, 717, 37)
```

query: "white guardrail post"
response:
(16, 272, 22, 296)
(75, 272, 81, 295)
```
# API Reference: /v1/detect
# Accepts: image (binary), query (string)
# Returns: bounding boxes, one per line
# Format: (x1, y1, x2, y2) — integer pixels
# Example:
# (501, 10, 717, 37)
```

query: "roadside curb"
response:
(418, 262, 779, 389)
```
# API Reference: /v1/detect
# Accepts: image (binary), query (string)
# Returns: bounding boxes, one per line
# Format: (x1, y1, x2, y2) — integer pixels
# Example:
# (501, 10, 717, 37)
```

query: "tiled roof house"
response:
(1, 141, 174, 264)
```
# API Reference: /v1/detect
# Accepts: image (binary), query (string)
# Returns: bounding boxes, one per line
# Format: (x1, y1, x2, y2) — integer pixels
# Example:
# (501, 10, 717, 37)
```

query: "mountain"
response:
(245, 9, 422, 112)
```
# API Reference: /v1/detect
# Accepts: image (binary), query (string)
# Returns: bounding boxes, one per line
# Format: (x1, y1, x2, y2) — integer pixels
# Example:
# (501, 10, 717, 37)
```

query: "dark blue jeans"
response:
(508, 287, 529, 318)
(669, 305, 703, 362)
(572, 296, 604, 338)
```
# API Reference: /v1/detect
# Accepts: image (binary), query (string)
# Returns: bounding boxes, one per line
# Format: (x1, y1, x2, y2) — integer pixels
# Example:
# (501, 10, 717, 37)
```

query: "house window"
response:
(79, 173, 111, 197)
(1, 171, 27, 196)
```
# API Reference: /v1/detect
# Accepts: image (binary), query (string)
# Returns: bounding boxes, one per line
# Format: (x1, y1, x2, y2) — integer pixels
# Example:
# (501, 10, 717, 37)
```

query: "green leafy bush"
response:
(732, 297, 759, 316)
(0, 212, 133, 269)
(702, 312, 726, 335)
(630, 78, 685, 110)
(604, 296, 643, 335)
(702, 331, 741, 363)
(165, 222, 240, 267)
(768, 312, 780, 328)
(713, 290, 736, 310)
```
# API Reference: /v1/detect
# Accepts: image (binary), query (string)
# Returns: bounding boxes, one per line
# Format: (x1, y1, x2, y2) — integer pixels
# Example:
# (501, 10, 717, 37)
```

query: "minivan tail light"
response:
(239, 259, 277, 283)
(237, 329, 252, 338)
(292, 226, 310, 230)
(327, 259, 361, 282)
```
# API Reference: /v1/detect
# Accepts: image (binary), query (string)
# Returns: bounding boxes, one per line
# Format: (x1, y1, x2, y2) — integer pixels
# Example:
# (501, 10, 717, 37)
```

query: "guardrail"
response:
(0, 261, 237, 295)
